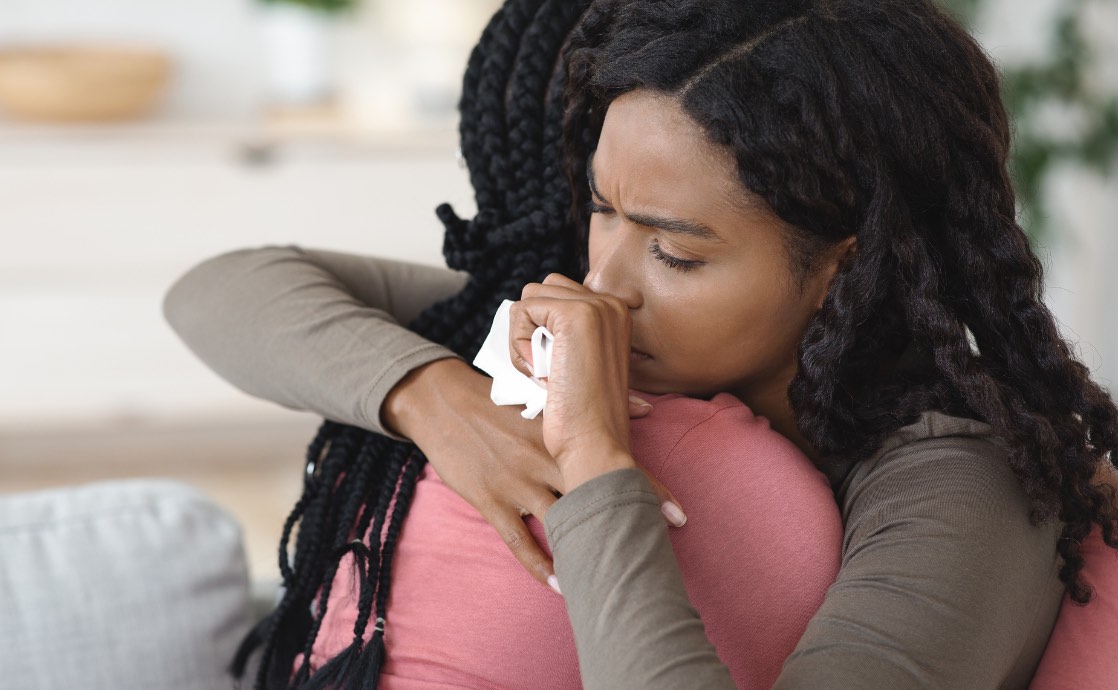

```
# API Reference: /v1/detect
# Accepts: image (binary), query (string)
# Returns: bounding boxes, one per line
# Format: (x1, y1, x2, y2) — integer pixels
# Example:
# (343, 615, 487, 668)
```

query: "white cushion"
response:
(0, 479, 252, 689)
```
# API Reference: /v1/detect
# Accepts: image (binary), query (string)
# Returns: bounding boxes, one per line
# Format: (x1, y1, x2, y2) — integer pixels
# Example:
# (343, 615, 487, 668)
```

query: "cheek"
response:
(644, 268, 807, 372)
(642, 275, 741, 353)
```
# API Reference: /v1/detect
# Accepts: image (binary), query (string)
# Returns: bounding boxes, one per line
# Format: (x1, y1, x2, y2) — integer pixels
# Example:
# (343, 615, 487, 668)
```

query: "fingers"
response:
(628, 394, 654, 418)
(539, 272, 583, 289)
(640, 468, 688, 527)
(507, 303, 540, 378)
(507, 291, 630, 379)
(506, 296, 574, 379)
(521, 276, 622, 306)
(530, 489, 561, 521)
(491, 508, 561, 593)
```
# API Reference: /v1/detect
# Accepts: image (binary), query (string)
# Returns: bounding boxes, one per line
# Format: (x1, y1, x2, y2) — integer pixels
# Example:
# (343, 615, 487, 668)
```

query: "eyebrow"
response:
(587, 153, 723, 242)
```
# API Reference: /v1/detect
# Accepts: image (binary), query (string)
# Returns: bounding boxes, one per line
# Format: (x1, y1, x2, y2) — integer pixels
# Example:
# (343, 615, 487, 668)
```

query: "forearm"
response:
(162, 245, 467, 436)
(544, 469, 736, 690)
(382, 357, 490, 441)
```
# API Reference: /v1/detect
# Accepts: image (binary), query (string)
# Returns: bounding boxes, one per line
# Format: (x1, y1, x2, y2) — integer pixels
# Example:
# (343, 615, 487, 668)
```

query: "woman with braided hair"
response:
(164, 0, 1118, 687)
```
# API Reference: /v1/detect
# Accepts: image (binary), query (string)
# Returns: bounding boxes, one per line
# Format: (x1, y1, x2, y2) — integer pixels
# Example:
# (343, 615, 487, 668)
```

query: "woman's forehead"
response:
(594, 91, 775, 222)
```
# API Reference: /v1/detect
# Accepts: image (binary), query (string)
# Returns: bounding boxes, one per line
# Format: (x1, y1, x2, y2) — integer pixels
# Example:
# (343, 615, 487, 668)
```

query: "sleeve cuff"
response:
(359, 345, 462, 441)
(545, 467, 660, 547)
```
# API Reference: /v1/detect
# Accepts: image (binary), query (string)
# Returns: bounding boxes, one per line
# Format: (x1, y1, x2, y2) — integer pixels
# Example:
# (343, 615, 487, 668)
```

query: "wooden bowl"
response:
(0, 46, 172, 122)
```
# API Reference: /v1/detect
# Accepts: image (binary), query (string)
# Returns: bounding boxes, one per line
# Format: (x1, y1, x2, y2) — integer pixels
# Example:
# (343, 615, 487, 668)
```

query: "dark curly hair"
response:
(233, 0, 1118, 687)
(564, 0, 1117, 600)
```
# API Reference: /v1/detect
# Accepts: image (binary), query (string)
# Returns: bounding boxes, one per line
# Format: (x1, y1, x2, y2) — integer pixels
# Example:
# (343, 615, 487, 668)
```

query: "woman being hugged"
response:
(165, 0, 1118, 687)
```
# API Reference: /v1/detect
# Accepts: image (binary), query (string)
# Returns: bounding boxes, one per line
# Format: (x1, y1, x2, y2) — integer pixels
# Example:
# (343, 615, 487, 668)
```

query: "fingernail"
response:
(661, 502, 687, 527)
(547, 574, 562, 595)
(629, 395, 653, 409)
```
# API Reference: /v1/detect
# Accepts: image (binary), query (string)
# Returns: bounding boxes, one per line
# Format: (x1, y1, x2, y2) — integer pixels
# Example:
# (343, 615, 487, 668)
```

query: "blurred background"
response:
(1, 0, 1115, 592)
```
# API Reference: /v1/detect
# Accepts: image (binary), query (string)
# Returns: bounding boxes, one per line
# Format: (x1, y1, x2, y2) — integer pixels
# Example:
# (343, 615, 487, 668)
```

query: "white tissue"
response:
(472, 300, 554, 419)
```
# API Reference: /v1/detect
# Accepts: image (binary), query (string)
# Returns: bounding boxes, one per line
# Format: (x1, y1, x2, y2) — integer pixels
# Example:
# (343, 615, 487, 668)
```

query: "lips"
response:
(629, 347, 652, 360)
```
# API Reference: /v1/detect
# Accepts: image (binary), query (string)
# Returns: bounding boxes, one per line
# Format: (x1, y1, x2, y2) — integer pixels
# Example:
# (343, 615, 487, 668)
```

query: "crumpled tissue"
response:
(472, 299, 554, 419)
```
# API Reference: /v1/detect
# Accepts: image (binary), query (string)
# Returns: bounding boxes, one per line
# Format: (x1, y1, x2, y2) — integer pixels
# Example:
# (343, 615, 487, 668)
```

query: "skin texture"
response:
(509, 89, 855, 484)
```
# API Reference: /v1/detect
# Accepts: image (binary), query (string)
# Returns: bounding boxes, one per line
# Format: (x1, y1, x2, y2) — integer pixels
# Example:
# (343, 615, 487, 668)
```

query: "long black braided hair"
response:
(235, 0, 1118, 687)
(231, 1, 590, 688)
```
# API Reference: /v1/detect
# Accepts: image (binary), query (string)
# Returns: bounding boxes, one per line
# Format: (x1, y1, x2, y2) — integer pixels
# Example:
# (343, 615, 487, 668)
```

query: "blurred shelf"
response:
(0, 101, 474, 433)
(0, 104, 462, 167)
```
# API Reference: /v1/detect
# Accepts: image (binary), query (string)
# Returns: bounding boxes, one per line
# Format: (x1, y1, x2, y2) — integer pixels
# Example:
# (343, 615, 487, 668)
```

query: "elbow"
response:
(163, 247, 241, 336)
(162, 244, 299, 340)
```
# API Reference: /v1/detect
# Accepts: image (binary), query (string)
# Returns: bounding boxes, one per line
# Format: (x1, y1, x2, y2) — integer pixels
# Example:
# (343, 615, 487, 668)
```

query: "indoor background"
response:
(1, 0, 1115, 598)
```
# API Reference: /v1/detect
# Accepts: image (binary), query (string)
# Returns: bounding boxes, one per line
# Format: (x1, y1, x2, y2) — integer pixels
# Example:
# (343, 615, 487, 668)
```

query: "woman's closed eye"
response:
(649, 240, 703, 273)
(590, 198, 704, 273)
(588, 200, 613, 215)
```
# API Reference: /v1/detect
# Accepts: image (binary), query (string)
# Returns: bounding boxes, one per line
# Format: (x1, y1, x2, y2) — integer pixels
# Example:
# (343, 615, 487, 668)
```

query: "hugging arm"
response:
(162, 245, 468, 437)
(162, 246, 678, 586)
(161, 245, 557, 580)
(777, 436, 1063, 687)
(545, 435, 1063, 689)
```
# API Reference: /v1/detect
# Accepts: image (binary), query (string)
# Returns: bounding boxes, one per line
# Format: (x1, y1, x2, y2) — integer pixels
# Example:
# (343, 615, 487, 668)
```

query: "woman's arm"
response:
(513, 275, 1054, 686)
(162, 245, 468, 437)
(544, 426, 1064, 689)
(777, 430, 1063, 687)
(163, 248, 680, 588)
(546, 469, 736, 689)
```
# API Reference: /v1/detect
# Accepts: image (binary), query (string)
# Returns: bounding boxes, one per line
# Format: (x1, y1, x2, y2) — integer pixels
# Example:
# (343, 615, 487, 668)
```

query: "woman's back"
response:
(302, 393, 842, 688)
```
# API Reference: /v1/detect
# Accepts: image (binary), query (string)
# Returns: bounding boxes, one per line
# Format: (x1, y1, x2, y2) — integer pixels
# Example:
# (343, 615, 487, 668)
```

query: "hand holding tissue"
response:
(472, 300, 555, 419)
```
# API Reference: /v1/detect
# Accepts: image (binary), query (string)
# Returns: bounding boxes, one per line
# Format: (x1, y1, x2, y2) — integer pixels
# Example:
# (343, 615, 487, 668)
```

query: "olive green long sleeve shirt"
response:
(163, 245, 1064, 688)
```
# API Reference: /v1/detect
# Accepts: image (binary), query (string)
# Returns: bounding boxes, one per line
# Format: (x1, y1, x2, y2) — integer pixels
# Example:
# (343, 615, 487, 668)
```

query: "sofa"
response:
(0, 479, 258, 689)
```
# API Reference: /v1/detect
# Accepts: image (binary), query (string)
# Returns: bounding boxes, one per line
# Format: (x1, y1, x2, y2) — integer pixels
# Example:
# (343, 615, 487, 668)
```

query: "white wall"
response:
(0, 0, 499, 433)
(1040, 168, 1118, 393)
(0, 0, 503, 124)
(0, 0, 265, 119)
(973, 0, 1118, 393)
(0, 133, 475, 431)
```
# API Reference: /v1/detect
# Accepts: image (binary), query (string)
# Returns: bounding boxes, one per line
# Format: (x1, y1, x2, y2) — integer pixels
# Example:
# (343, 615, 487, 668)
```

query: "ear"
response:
(813, 235, 857, 310)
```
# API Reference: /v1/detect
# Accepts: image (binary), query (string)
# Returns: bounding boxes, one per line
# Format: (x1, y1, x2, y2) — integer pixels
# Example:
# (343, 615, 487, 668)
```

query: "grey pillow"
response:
(0, 479, 252, 690)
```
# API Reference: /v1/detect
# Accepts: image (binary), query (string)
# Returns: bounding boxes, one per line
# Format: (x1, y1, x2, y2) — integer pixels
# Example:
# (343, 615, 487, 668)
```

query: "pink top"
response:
(300, 393, 843, 689)
(1029, 524, 1118, 689)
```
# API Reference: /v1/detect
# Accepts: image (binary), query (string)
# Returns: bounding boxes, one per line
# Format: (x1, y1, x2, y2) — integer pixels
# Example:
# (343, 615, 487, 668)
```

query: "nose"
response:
(583, 227, 642, 309)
